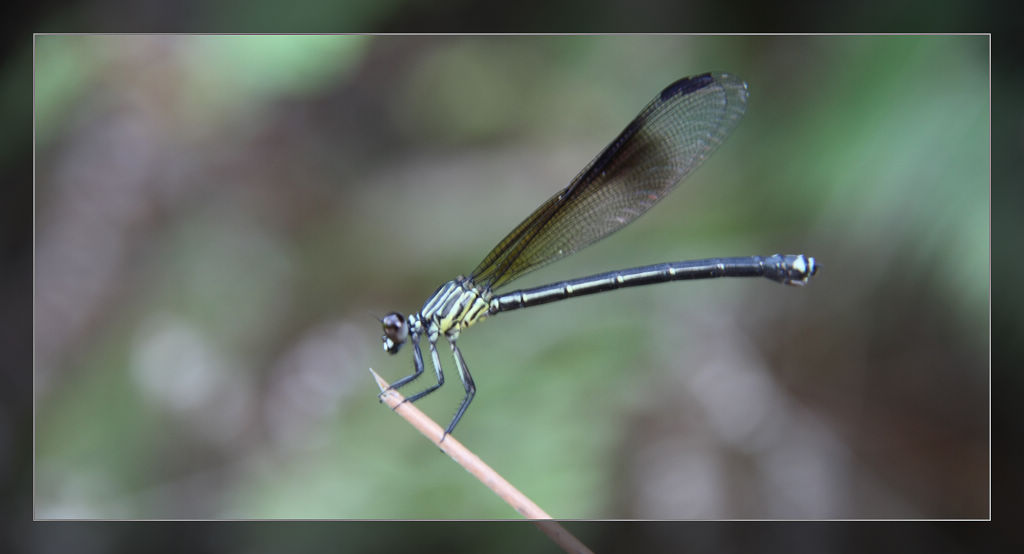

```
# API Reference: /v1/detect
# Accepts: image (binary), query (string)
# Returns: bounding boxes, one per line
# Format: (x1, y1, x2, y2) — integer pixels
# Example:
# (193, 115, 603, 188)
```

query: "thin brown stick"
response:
(369, 368, 593, 554)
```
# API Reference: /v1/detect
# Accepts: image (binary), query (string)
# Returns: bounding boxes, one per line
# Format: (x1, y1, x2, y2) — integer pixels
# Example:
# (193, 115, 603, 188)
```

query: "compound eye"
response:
(381, 312, 408, 354)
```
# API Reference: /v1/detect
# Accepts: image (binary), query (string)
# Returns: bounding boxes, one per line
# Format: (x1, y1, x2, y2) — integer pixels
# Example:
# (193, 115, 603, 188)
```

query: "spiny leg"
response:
(442, 336, 477, 439)
(382, 331, 427, 397)
(394, 337, 446, 406)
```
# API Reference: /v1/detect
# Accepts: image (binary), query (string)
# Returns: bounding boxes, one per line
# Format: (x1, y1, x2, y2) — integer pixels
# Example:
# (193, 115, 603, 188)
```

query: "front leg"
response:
(383, 330, 427, 394)
(396, 336, 446, 405)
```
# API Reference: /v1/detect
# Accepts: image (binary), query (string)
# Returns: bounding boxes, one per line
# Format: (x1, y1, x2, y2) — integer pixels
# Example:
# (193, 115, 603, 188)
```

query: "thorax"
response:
(419, 277, 493, 338)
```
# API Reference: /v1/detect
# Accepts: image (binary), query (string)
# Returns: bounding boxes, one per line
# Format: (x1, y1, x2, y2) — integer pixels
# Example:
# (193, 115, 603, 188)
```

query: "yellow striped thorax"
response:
(417, 277, 494, 339)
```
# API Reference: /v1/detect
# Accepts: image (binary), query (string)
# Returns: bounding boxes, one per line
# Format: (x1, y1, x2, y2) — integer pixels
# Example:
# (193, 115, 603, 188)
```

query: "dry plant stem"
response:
(369, 368, 593, 554)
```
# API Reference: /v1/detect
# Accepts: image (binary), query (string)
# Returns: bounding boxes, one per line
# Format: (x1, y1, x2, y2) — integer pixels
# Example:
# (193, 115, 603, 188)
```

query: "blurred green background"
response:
(34, 35, 988, 520)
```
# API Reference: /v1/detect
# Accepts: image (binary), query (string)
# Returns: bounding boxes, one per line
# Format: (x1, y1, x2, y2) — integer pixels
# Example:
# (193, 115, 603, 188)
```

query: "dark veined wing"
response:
(469, 72, 749, 291)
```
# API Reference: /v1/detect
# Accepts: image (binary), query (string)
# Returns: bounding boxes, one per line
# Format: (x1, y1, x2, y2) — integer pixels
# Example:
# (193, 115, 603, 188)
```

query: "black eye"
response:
(382, 313, 405, 333)
(381, 312, 408, 354)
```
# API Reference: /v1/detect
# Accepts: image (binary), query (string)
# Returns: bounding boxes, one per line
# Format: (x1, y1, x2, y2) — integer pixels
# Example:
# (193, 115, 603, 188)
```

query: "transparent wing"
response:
(470, 72, 749, 291)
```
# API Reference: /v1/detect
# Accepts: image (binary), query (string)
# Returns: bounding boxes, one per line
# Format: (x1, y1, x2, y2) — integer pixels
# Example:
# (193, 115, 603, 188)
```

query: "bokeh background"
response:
(33, 35, 988, 520)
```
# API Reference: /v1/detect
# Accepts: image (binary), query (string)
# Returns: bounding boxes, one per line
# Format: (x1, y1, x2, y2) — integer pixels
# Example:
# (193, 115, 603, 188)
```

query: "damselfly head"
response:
(381, 312, 408, 354)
